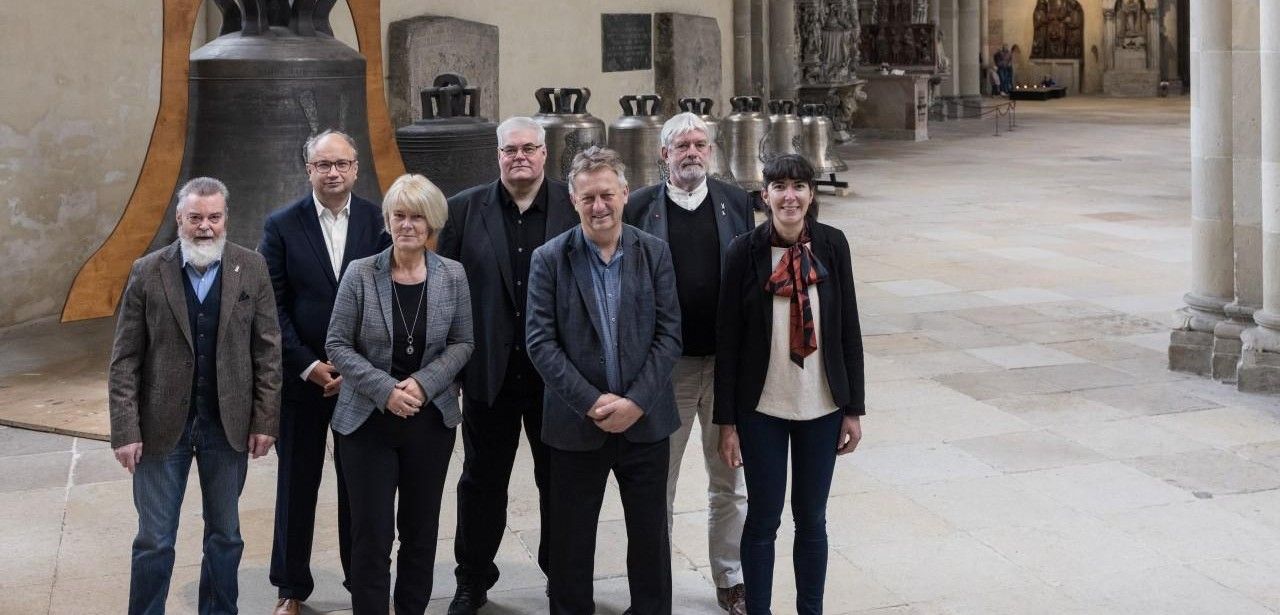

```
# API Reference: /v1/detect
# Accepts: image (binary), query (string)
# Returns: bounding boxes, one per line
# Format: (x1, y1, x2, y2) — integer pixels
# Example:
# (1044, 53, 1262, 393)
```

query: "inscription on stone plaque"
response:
(602, 14, 652, 72)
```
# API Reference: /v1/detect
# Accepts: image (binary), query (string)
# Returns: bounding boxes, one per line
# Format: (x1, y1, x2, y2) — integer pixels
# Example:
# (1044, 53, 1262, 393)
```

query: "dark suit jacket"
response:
(326, 249, 474, 435)
(436, 178, 577, 404)
(258, 193, 390, 402)
(525, 225, 683, 451)
(623, 177, 758, 268)
(108, 240, 282, 454)
(713, 222, 865, 425)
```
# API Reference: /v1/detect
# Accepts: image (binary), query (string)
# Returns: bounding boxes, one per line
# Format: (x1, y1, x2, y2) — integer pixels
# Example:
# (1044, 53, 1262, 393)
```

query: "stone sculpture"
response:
(1032, 0, 1085, 60)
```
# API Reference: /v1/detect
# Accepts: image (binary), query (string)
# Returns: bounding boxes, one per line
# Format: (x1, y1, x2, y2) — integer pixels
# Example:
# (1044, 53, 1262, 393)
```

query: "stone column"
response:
(1171, 0, 1234, 376)
(979, 0, 990, 94)
(1240, 0, 1280, 391)
(768, 0, 798, 101)
(1214, 0, 1262, 382)
(939, 0, 961, 116)
(957, 0, 982, 115)
(733, 0, 770, 96)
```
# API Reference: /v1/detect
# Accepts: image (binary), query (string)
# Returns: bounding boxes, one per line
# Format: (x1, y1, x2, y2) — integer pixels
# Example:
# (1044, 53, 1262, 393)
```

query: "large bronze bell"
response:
(148, 0, 382, 252)
(531, 87, 608, 182)
(721, 96, 772, 191)
(799, 104, 847, 175)
(608, 95, 665, 189)
(765, 100, 803, 160)
(396, 74, 499, 197)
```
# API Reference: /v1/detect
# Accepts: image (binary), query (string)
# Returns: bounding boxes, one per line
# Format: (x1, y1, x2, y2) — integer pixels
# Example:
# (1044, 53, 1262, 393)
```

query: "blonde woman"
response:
(326, 174, 474, 614)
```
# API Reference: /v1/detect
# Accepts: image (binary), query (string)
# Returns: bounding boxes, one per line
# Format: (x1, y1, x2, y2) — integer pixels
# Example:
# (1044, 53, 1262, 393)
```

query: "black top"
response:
(390, 280, 428, 381)
(499, 181, 549, 390)
(665, 194, 721, 356)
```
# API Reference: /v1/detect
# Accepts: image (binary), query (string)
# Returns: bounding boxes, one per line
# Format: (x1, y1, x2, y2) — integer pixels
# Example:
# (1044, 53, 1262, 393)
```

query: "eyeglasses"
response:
(308, 159, 356, 173)
(499, 144, 544, 158)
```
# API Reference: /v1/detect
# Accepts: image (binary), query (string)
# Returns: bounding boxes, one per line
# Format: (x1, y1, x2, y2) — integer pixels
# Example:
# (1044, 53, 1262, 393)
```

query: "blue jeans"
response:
(737, 409, 842, 615)
(129, 400, 248, 615)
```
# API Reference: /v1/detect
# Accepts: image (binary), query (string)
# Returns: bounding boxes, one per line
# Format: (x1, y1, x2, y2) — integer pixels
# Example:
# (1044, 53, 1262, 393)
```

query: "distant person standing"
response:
(995, 44, 1014, 95)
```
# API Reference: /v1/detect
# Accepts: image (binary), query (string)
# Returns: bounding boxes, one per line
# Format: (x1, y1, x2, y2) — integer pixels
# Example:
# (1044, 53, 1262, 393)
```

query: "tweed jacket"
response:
(326, 248, 474, 435)
(108, 240, 282, 454)
(525, 225, 682, 451)
(713, 221, 866, 426)
(623, 176, 757, 268)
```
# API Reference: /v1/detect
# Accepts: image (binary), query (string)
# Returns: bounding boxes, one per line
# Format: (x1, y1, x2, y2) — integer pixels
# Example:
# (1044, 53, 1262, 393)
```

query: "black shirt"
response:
(500, 181, 549, 390)
(665, 193, 721, 356)
(390, 280, 428, 381)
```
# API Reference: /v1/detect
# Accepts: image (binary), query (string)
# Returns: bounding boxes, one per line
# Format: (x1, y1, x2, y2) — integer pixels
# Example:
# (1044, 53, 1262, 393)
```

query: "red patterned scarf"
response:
(765, 223, 827, 367)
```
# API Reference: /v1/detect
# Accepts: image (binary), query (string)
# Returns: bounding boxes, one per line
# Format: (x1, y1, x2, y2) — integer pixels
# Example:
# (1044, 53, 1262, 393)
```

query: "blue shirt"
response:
(582, 228, 624, 393)
(182, 257, 222, 303)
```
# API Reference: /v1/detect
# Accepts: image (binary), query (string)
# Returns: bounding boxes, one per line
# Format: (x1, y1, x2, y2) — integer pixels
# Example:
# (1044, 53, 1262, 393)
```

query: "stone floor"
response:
(5, 95, 1280, 614)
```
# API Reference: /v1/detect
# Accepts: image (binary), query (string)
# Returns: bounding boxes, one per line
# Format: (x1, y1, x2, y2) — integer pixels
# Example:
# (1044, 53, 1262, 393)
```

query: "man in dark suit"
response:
(437, 116, 578, 614)
(109, 176, 281, 615)
(526, 147, 682, 615)
(624, 112, 756, 614)
(259, 130, 390, 615)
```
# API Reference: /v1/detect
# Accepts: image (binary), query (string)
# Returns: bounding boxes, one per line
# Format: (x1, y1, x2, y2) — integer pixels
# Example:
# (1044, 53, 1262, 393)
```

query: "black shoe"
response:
(447, 586, 488, 615)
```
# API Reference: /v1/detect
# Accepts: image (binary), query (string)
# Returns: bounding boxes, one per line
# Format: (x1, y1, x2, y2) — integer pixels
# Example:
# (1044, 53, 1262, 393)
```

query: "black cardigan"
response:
(713, 221, 865, 425)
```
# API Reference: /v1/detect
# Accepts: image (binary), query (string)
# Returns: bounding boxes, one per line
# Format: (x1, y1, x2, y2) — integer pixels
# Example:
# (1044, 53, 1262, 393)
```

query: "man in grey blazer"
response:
(526, 147, 682, 615)
(109, 176, 282, 615)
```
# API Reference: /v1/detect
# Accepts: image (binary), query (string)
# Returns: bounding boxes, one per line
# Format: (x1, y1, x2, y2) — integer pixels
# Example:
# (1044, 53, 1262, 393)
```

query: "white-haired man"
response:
(624, 111, 756, 614)
(109, 176, 281, 614)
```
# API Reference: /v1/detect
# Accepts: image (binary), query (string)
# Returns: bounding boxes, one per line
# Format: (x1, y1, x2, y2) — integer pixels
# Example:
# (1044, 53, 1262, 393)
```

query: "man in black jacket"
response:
(624, 112, 756, 615)
(437, 116, 578, 614)
(260, 130, 391, 615)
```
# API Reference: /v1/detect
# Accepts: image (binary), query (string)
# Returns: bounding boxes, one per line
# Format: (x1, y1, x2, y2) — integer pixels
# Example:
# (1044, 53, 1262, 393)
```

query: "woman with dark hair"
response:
(714, 154, 865, 614)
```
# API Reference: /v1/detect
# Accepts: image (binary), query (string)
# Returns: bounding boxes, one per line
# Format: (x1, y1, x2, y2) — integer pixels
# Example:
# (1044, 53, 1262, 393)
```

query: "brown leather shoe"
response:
(716, 584, 746, 615)
(273, 598, 302, 615)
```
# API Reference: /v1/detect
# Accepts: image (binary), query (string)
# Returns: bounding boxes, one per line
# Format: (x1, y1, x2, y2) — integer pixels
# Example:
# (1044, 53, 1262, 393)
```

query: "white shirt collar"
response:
(666, 179, 708, 212)
(313, 192, 352, 219)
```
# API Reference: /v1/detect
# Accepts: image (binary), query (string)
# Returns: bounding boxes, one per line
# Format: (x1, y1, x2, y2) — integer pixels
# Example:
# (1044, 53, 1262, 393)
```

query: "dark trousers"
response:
(270, 392, 351, 599)
(454, 380, 550, 589)
(338, 406, 456, 615)
(737, 409, 842, 615)
(547, 435, 671, 615)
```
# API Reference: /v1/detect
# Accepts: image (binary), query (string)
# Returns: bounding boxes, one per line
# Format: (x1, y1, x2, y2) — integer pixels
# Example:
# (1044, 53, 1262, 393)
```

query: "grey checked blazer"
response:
(326, 248, 474, 435)
(108, 240, 282, 454)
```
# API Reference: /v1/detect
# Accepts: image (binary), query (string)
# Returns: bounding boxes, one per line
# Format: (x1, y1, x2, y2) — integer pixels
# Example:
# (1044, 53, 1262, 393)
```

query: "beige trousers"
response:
(666, 355, 747, 588)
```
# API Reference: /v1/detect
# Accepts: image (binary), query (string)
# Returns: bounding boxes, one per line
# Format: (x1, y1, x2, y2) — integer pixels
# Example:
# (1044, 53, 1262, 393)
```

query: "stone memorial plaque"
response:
(387, 16, 499, 129)
(653, 13, 722, 117)
(602, 14, 652, 72)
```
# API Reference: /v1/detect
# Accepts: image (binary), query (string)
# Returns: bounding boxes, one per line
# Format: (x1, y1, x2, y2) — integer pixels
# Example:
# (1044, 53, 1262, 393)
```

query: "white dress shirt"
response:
(302, 192, 352, 381)
(666, 179, 709, 211)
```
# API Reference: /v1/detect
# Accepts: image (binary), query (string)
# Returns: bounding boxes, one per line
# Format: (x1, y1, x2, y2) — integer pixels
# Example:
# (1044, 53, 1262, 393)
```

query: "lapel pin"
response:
(234, 265, 240, 273)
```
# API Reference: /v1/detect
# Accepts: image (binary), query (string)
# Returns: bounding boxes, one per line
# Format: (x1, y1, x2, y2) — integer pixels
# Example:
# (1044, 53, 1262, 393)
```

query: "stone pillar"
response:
(1215, 0, 1262, 383)
(979, 0, 990, 94)
(769, 0, 798, 101)
(956, 0, 982, 115)
(1239, 0, 1280, 391)
(1171, 0, 1234, 376)
(733, 0, 770, 96)
(939, 0, 961, 116)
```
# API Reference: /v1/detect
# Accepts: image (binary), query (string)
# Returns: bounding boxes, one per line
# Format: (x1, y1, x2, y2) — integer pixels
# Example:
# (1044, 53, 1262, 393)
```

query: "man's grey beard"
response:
(671, 162, 706, 186)
(179, 234, 226, 268)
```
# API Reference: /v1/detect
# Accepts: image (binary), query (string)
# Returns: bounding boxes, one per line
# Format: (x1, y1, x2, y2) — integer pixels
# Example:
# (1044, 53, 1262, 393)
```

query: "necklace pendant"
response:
(406, 345, 415, 355)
